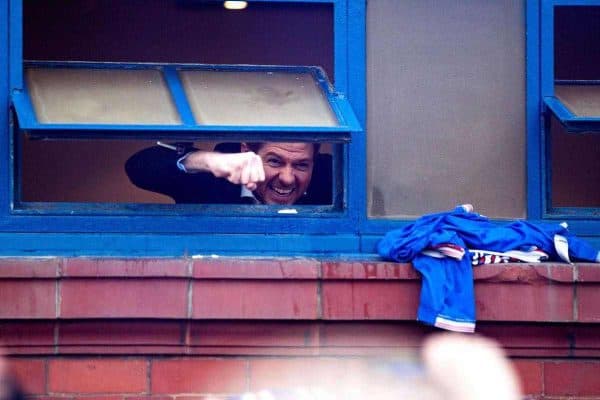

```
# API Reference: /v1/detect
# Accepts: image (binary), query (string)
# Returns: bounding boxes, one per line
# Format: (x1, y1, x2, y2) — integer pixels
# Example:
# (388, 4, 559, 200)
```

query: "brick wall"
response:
(2, 258, 600, 399)
(7, 356, 600, 400)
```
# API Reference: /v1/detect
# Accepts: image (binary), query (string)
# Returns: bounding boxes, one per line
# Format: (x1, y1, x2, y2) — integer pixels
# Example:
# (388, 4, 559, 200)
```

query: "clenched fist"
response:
(181, 150, 265, 191)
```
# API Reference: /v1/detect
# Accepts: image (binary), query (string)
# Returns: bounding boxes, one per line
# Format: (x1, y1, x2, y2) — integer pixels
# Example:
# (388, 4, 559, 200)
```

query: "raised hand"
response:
(182, 151, 265, 190)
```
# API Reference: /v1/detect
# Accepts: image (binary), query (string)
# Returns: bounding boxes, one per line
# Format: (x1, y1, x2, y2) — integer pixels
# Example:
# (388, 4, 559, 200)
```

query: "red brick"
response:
(320, 322, 428, 348)
(0, 258, 58, 278)
(33, 397, 72, 400)
(0, 280, 56, 318)
(544, 361, 600, 396)
(151, 359, 246, 394)
(8, 358, 46, 395)
(474, 264, 538, 281)
(249, 358, 368, 392)
(321, 281, 420, 319)
(60, 279, 187, 318)
(577, 285, 600, 322)
(577, 263, 600, 282)
(504, 348, 573, 358)
(474, 264, 574, 283)
(192, 281, 318, 319)
(192, 258, 319, 279)
(511, 360, 543, 395)
(57, 346, 186, 356)
(573, 325, 600, 351)
(0, 321, 55, 346)
(173, 397, 221, 400)
(189, 322, 318, 347)
(315, 347, 418, 357)
(175, 395, 217, 400)
(62, 259, 188, 278)
(127, 397, 171, 400)
(321, 261, 417, 280)
(2, 347, 56, 356)
(572, 349, 600, 357)
(59, 321, 184, 346)
(48, 359, 147, 394)
(532, 264, 575, 282)
(185, 347, 321, 357)
(73, 397, 123, 400)
(127, 396, 171, 400)
(477, 325, 571, 354)
(475, 282, 574, 321)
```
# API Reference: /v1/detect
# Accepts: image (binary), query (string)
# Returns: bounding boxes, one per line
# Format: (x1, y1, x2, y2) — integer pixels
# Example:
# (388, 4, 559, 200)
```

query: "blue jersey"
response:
(378, 206, 600, 332)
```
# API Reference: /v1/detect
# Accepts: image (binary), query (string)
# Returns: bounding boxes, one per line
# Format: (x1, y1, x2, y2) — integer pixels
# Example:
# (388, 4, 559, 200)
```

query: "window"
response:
(365, 0, 526, 219)
(360, 0, 599, 251)
(14, 63, 350, 213)
(541, 2, 600, 217)
(7, 0, 359, 234)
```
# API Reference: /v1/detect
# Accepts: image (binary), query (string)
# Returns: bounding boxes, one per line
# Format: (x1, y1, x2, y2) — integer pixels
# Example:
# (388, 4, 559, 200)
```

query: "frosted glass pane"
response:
(550, 116, 600, 207)
(555, 85, 600, 117)
(180, 70, 338, 126)
(367, 0, 526, 219)
(26, 67, 180, 124)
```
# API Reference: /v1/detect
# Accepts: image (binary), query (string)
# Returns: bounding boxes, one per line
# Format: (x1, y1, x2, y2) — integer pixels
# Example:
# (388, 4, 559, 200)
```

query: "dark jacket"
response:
(125, 143, 332, 205)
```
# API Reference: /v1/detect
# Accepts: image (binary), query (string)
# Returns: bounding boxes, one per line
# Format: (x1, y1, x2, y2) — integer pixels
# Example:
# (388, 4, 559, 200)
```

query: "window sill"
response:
(0, 257, 599, 356)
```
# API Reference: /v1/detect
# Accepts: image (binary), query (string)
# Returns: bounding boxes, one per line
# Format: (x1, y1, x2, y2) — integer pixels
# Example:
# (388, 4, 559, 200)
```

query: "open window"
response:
(10, 0, 359, 216)
(541, 2, 600, 216)
(14, 63, 356, 141)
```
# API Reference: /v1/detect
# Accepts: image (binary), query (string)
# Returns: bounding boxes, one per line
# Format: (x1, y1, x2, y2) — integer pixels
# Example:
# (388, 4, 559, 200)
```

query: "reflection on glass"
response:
(180, 70, 338, 126)
(25, 67, 180, 124)
(555, 85, 600, 117)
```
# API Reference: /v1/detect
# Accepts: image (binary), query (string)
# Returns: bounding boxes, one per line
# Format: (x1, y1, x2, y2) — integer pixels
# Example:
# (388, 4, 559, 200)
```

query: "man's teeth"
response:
(273, 187, 293, 195)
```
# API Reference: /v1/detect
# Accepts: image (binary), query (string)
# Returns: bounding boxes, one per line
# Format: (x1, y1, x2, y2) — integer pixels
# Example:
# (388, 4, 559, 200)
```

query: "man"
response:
(125, 142, 332, 205)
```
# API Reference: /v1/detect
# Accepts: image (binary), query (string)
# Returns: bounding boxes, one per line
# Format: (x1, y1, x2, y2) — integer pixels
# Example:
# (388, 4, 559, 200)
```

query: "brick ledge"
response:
(0, 257, 599, 322)
(0, 256, 598, 281)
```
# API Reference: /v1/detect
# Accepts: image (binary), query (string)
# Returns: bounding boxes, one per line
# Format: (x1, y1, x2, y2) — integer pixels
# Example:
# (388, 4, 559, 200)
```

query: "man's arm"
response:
(125, 144, 265, 203)
(180, 150, 265, 191)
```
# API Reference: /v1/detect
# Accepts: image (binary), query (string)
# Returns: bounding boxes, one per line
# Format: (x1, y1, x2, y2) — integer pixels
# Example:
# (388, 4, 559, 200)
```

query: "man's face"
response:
(249, 142, 315, 205)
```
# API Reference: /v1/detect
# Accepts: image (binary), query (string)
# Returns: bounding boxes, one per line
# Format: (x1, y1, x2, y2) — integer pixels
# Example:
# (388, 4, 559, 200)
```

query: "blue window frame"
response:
(13, 62, 359, 142)
(11, 61, 356, 216)
(540, 0, 600, 222)
(542, 0, 600, 133)
(0, 0, 367, 254)
(357, 0, 599, 252)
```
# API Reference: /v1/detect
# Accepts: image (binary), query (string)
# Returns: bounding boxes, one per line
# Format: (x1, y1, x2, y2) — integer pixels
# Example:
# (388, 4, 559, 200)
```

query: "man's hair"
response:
(245, 142, 321, 157)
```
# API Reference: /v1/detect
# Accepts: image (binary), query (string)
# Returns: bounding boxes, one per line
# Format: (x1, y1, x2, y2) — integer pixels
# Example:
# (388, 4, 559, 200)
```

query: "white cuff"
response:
(176, 153, 192, 173)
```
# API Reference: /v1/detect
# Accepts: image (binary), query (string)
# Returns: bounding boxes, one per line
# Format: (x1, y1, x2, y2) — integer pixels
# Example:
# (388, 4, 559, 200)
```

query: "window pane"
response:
(366, 0, 525, 218)
(550, 116, 600, 208)
(551, 6, 600, 208)
(555, 6, 600, 81)
(26, 67, 180, 124)
(180, 70, 338, 126)
(555, 85, 600, 117)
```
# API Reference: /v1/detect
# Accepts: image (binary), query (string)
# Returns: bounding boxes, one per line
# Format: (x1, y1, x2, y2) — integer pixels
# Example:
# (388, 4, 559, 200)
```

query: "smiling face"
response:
(244, 142, 315, 205)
